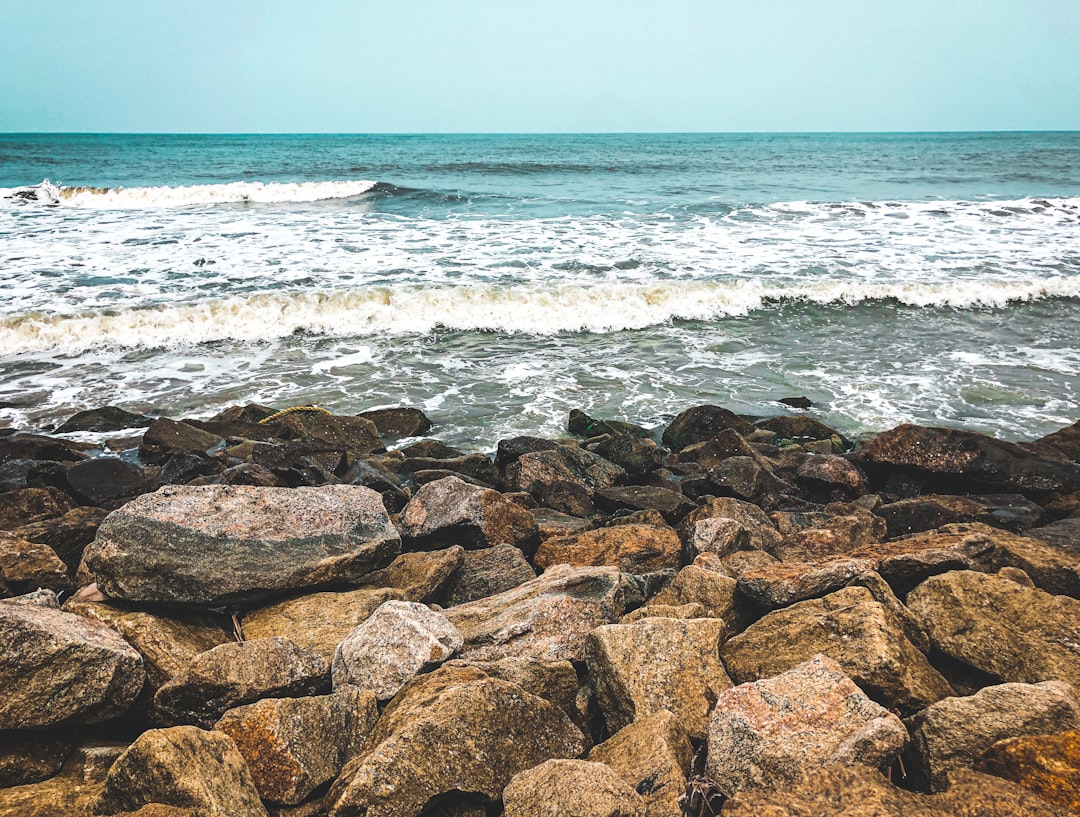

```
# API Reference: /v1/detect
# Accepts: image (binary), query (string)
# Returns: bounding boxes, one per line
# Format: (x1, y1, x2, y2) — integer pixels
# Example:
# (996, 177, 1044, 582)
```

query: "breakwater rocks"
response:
(2, 402, 1080, 816)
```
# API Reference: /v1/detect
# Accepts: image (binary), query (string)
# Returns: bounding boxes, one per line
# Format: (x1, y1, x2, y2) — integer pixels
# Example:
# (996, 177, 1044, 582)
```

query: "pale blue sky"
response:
(2, 0, 1078, 132)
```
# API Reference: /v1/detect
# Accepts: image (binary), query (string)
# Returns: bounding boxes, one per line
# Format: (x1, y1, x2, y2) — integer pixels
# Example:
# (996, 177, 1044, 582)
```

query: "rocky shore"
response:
(2, 400, 1080, 817)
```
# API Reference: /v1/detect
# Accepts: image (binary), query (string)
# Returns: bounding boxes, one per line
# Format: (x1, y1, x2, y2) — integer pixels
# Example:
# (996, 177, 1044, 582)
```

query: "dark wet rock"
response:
(65, 458, 151, 506)
(974, 729, 1080, 813)
(1028, 516, 1080, 559)
(248, 414, 385, 474)
(0, 458, 38, 491)
(757, 415, 849, 445)
(154, 637, 327, 728)
(676, 428, 758, 469)
(157, 452, 222, 486)
(796, 454, 869, 500)
(494, 435, 562, 473)
(505, 445, 625, 516)
(399, 453, 497, 485)
(90, 725, 268, 817)
(0, 433, 93, 464)
(356, 407, 432, 438)
(1035, 419, 1080, 462)
(737, 556, 877, 610)
(440, 543, 536, 606)
(0, 596, 144, 728)
(360, 545, 463, 603)
(589, 434, 665, 478)
(569, 409, 650, 439)
(12, 506, 110, 573)
(677, 496, 783, 552)
(778, 396, 814, 410)
(0, 486, 76, 529)
(0, 729, 74, 787)
(907, 569, 1080, 689)
(81, 484, 400, 607)
(138, 418, 225, 465)
(700, 456, 792, 503)
(905, 680, 1080, 792)
(535, 523, 682, 574)
(207, 402, 278, 425)
(662, 405, 755, 452)
(221, 462, 289, 487)
(769, 503, 887, 562)
(0, 533, 73, 596)
(397, 439, 464, 459)
(722, 585, 953, 716)
(502, 759, 645, 817)
(707, 654, 908, 793)
(56, 406, 154, 434)
(411, 467, 492, 488)
(878, 493, 1046, 536)
(341, 460, 409, 513)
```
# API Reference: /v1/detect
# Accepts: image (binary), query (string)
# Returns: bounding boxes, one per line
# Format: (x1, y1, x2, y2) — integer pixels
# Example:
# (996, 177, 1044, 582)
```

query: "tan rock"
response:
(621, 602, 706, 623)
(359, 545, 464, 603)
(650, 565, 740, 627)
(974, 729, 1080, 813)
(737, 557, 876, 610)
(0, 729, 73, 787)
(0, 533, 72, 596)
(502, 759, 645, 817)
(534, 524, 681, 574)
(676, 497, 782, 552)
(0, 774, 102, 817)
(440, 543, 536, 606)
(682, 516, 751, 561)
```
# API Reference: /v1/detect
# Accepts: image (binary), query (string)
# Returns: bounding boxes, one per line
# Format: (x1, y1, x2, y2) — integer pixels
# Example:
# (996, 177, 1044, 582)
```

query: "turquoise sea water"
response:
(1, 133, 1079, 446)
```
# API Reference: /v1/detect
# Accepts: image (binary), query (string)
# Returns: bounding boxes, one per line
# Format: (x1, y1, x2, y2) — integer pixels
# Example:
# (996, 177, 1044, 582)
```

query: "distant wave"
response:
(1, 179, 380, 208)
(3, 277, 1079, 354)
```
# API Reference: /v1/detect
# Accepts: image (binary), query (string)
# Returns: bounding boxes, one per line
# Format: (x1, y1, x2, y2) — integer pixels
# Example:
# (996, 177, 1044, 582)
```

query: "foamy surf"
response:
(2, 179, 379, 208)
(3, 277, 1079, 354)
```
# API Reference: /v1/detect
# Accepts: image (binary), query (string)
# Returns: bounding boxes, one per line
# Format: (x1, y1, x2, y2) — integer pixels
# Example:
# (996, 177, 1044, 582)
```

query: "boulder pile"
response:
(2, 403, 1080, 816)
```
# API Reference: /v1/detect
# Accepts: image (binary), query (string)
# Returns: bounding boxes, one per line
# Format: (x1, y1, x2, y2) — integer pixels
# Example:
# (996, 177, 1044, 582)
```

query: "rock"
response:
(987, 525, 1080, 597)
(796, 454, 868, 499)
(621, 602, 706, 622)
(590, 435, 665, 478)
(586, 617, 731, 740)
(974, 729, 1080, 813)
(64, 458, 151, 508)
(757, 415, 848, 444)
(505, 446, 625, 515)
(341, 460, 409, 513)
(593, 486, 695, 525)
(702, 456, 792, 503)
(1029, 517, 1080, 559)
(721, 586, 953, 716)
(1035, 420, 1080, 461)
(446, 657, 581, 726)
(440, 544, 536, 606)
(56, 406, 154, 434)
(682, 516, 751, 561)
(662, 406, 755, 452)
(905, 680, 1080, 792)
(650, 565, 740, 624)
(138, 418, 224, 465)
(264, 411, 385, 465)
(360, 546, 463, 603)
(859, 424, 1080, 500)
(356, 407, 432, 438)
(0, 486, 76, 529)
(81, 484, 400, 607)
(532, 508, 590, 542)
(677, 429, 758, 469)
(0, 533, 72, 596)
(326, 666, 586, 817)
(677, 496, 783, 552)
(0, 729, 74, 787)
(399, 476, 540, 555)
(240, 585, 405, 665)
(587, 709, 692, 817)
(907, 570, 1080, 689)
(737, 557, 877, 610)
(770, 504, 886, 562)
(90, 726, 268, 817)
(535, 524, 681, 574)
(716, 548, 779, 578)
(0, 773, 103, 817)
(502, 759, 645, 817)
(878, 494, 1046, 536)
(0, 598, 143, 728)
(398, 439, 464, 460)
(568, 409, 650, 439)
(221, 462, 289, 487)
(0, 433, 93, 464)
(444, 564, 624, 662)
(399, 453, 497, 485)
(706, 654, 907, 794)
(214, 690, 378, 805)
(778, 396, 814, 410)
(494, 435, 562, 474)
(153, 637, 327, 728)
(11, 506, 109, 572)
(332, 600, 462, 701)
(847, 570, 931, 652)
(720, 765, 1069, 817)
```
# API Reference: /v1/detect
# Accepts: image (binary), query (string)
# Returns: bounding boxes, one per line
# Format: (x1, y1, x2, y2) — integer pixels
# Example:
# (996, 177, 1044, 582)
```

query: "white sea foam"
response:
(3, 277, 1079, 355)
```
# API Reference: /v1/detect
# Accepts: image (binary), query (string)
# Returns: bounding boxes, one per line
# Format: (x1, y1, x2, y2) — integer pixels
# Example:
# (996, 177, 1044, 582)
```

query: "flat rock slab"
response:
(502, 759, 645, 817)
(975, 729, 1080, 813)
(0, 599, 144, 729)
(707, 654, 908, 794)
(737, 557, 876, 610)
(81, 484, 400, 607)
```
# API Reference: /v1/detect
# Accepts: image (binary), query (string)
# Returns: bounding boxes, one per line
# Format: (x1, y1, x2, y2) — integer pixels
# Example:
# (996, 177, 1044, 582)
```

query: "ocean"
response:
(1, 132, 1078, 449)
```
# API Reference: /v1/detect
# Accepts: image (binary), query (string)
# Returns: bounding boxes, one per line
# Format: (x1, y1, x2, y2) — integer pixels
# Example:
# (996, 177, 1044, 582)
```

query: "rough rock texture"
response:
(796, 454, 868, 499)
(662, 405, 755, 451)
(905, 680, 1080, 792)
(757, 415, 846, 443)
(0, 486, 76, 529)
(737, 557, 877, 610)
(11, 506, 110, 573)
(0, 774, 103, 817)
(356, 407, 432, 438)
(332, 600, 462, 700)
(720, 766, 1069, 817)
(986, 525, 1080, 597)
(445, 564, 624, 662)
(974, 729, 1080, 813)
(502, 759, 645, 817)
(591, 434, 665, 478)
(154, 637, 327, 728)
(676, 496, 783, 553)
(593, 486, 696, 525)
(1030, 517, 1080, 559)
(682, 516, 751, 560)
(0, 598, 144, 728)
(82, 484, 400, 607)
(359, 546, 463, 603)
(213, 690, 378, 805)
(399, 476, 540, 554)
(240, 585, 405, 664)
(707, 655, 908, 794)
(907, 570, 1080, 689)
(878, 494, 1046, 536)
(770, 505, 887, 562)
(138, 418, 225, 464)
(90, 726, 268, 817)
(721, 586, 953, 716)
(440, 544, 537, 606)
(0, 729, 74, 787)
(56, 405, 154, 434)
(587, 709, 693, 817)
(326, 666, 586, 817)
(0, 533, 72, 596)
(534, 524, 681, 574)
(847, 570, 931, 652)
(586, 617, 731, 740)
(445, 656, 582, 726)
(650, 565, 740, 626)
(65, 458, 151, 507)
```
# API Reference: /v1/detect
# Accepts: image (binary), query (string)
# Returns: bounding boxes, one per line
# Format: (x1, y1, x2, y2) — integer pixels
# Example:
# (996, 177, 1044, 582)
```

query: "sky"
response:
(1, 0, 1078, 133)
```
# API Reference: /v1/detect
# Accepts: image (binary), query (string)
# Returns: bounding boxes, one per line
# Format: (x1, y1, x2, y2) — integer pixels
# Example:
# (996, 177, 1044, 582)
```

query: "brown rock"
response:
(504, 445, 625, 516)
(846, 570, 930, 652)
(12, 506, 109, 573)
(0, 486, 76, 529)
(1029, 517, 1080, 559)
(676, 497, 783, 553)
(757, 415, 847, 444)
(650, 565, 740, 625)
(593, 486, 696, 525)
(737, 557, 877, 610)
(356, 407, 432, 438)
(138, 418, 225, 465)
(975, 729, 1080, 813)
(770, 504, 886, 562)
(535, 524, 681, 574)
(0, 533, 72, 596)
(0, 774, 102, 817)
(987, 525, 1080, 597)
(360, 545, 463, 602)
(682, 516, 751, 562)
(502, 759, 645, 817)
(662, 406, 755, 451)
(56, 406, 153, 434)
(0, 729, 73, 787)
(796, 454, 868, 499)
(445, 657, 582, 727)
(440, 544, 537, 606)
(532, 508, 590, 542)
(677, 429, 758, 468)
(621, 602, 706, 623)
(0, 433, 93, 464)
(878, 494, 1046, 536)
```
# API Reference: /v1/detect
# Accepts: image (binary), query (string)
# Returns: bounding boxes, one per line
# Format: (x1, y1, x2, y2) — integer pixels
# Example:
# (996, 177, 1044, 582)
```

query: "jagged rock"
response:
(398, 439, 464, 460)
(64, 459, 151, 507)
(593, 486, 695, 524)
(650, 565, 740, 625)
(707, 655, 908, 793)
(587, 709, 692, 817)
(440, 544, 536, 606)
(0, 486, 76, 529)
(81, 484, 400, 607)
(221, 462, 289, 487)
(56, 406, 154, 434)
(445, 656, 582, 727)
(716, 548, 779, 578)
(720, 765, 1068, 817)
(737, 557, 877, 610)
(0, 433, 93, 464)
(399, 453, 497, 485)
(356, 407, 432, 438)
(11, 506, 109, 572)
(1029, 517, 1080, 559)
(90, 726, 267, 817)
(682, 516, 751, 561)
(770, 504, 886, 562)
(0, 597, 143, 728)
(722, 585, 953, 716)
(986, 525, 1080, 597)
(214, 689, 378, 805)
(0, 533, 72, 596)
(494, 436, 562, 473)
(847, 570, 931, 652)
(399, 476, 540, 555)
(662, 406, 755, 452)
(586, 617, 731, 740)
(905, 681, 1080, 792)
(326, 665, 586, 817)
(796, 454, 868, 499)
(332, 600, 462, 701)
(240, 585, 405, 664)
(360, 546, 463, 603)
(444, 564, 623, 662)
(677, 429, 758, 469)
(974, 729, 1080, 813)
(568, 409, 650, 439)
(0, 729, 74, 787)
(1036, 420, 1080, 461)
(701, 456, 793, 503)
(677, 496, 783, 553)
(878, 494, 1046, 536)
(621, 602, 706, 622)
(907, 570, 1080, 689)
(590, 435, 665, 478)
(503, 759, 645, 817)
(264, 411, 385, 466)
(505, 445, 625, 515)
(757, 415, 848, 444)
(0, 773, 103, 817)
(534, 524, 681, 574)
(532, 509, 590, 542)
(154, 637, 326, 728)
(341, 460, 409, 513)
(138, 418, 224, 465)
